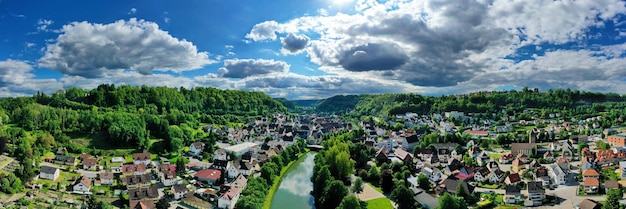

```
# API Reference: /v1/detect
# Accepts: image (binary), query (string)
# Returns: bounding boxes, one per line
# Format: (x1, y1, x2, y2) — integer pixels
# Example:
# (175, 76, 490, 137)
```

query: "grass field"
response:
(489, 153, 503, 160)
(70, 133, 137, 154)
(366, 197, 393, 209)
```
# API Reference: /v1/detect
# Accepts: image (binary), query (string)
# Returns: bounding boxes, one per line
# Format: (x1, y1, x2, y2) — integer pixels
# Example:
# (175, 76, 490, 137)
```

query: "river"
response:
(270, 152, 316, 209)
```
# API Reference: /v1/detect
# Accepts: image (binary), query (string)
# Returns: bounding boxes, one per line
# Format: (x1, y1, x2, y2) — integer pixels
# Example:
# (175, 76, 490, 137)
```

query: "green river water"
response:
(270, 152, 316, 209)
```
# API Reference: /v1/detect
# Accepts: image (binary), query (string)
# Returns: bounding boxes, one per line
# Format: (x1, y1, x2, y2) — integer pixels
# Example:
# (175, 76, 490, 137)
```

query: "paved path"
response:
(357, 183, 386, 201)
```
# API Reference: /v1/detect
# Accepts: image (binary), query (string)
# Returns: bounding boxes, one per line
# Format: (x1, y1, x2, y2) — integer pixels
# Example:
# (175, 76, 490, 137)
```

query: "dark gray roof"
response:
(40, 166, 58, 174)
(505, 185, 521, 194)
(527, 181, 545, 194)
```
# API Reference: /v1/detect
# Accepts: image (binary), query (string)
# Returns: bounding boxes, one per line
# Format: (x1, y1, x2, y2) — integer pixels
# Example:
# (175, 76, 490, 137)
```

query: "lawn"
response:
(489, 153, 503, 160)
(70, 133, 137, 154)
(366, 197, 393, 209)
(517, 125, 537, 131)
(368, 183, 384, 194)
(478, 182, 501, 189)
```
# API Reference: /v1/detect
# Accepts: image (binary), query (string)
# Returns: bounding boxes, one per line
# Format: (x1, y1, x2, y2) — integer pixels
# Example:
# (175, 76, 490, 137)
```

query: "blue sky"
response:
(1, 0, 626, 99)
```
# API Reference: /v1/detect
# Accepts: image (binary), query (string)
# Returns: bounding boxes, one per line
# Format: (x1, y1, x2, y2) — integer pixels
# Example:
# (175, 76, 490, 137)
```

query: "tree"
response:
(367, 166, 380, 182)
(352, 177, 364, 194)
(390, 184, 416, 209)
(322, 180, 349, 209)
(380, 169, 394, 193)
(337, 195, 364, 209)
(603, 189, 621, 209)
(261, 162, 279, 185)
(456, 182, 468, 199)
(437, 193, 467, 209)
(156, 197, 170, 209)
(175, 154, 187, 176)
(417, 173, 430, 190)
(312, 165, 333, 206)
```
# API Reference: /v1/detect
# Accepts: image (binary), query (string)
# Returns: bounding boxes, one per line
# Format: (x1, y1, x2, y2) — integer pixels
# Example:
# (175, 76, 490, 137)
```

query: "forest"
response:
(0, 84, 288, 195)
(312, 88, 626, 118)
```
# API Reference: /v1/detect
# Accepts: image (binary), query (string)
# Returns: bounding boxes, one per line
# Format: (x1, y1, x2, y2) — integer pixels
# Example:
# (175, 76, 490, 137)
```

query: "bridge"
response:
(307, 145, 323, 151)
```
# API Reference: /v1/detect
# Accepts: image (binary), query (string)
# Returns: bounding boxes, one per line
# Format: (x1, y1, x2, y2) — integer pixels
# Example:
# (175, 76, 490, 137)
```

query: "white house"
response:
(72, 176, 92, 193)
(421, 167, 442, 182)
(161, 170, 178, 187)
(474, 167, 490, 183)
(172, 184, 189, 200)
(99, 172, 114, 185)
(190, 142, 205, 156)
(40, 166, 60, 181)
(218, 187, 242, 209)
(549, 164, 566, 185)
(504, 185, 522, 204)
(402, 135, 419, 152)
(488, 169, 506, 184)
(227, 163, 240, 179)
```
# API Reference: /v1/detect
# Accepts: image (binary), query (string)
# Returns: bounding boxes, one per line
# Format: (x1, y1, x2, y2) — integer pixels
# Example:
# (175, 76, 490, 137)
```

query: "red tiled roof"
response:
(582, 169, 600, 177)
(583, 178, 599, 186)
(195, 169, 221, 180)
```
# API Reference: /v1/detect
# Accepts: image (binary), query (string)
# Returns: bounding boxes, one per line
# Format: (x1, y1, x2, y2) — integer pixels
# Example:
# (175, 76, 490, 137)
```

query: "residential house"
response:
(583, 178, 600, 194)
(128, 186, 159, 201)
(529, 160, 541, 169)
(172, 184, 189, 200)
(549, 164, 566, 185)
(40, 166, 60, 181)
(517, 153, 530, 163)
(511, 158, 525, 173)
(82, 158, 98, 170)
(605, 180, 620, 194)
(129, 200, 156, 209)
(218, 186, 242, 209)
(376, 147, 390, 164)
(543, 151, 554, 162)
(476, 151, 490, 166)
(402, 134, 420, 151)
(504, 185, 522, 204)
(534, 167, 550, 186)
(577, 199, 602, 209)
(556, 157, 571, 173)
(505, 173, 522, 185)
(581, 161, 594, 171)
(394, 148, 413, 164)
(499, 153, 513, 164)
(161, 170, 178, 187)
(438, 178, 474, 195)
(582, 169, 600, 179)
(550, 142, 561, 151)
(122, 164, 147, 176)
(525, 182, 545, 206)
(420, 166, 442, 182)
(468, 146, 481, 158)
(474, 167, 490, 183)
(214, 149, 229, 161)
(124, 174, 151, 189)
(72, 176, 92, 193)
(195, 169, 222, 185)
(54, 155, 77, 166)
(190, 142, 205, 156)
(99, 172, 114, 185)
(488, 169, 506, 184)
(450, 149, 462, 161)
(132, 152, 151, 165)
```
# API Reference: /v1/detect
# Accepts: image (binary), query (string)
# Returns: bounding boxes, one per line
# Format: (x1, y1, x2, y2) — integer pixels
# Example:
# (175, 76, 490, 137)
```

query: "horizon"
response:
(2, 0, 626, 100)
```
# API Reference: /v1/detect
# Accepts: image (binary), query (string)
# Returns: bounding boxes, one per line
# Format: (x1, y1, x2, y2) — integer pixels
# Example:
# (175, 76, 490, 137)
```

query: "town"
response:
(2, 89, 626, 209)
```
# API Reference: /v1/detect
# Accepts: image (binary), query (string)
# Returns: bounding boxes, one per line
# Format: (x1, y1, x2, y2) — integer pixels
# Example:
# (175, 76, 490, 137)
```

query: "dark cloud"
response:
(339, 43, 408, 71)
(218, 59, 289, 78)
(281, 33, 310, 54)
(38, 18, 214, 78)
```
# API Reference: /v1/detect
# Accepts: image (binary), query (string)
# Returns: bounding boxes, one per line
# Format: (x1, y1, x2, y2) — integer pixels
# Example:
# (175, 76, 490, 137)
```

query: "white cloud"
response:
(218, 59, 289, 78)
(0, 60, 63, 96)
(245, 21, 281, 41)
(38, 18, 215, 78)
(129, 8, 137, 14)
(244, 0, 626, 92)
(36, 19, 54, 32)
(25, 42, 36, 48)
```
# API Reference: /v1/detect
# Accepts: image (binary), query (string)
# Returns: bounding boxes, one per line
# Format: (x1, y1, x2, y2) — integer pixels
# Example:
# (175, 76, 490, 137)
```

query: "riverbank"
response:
(262, 150, 311, 209)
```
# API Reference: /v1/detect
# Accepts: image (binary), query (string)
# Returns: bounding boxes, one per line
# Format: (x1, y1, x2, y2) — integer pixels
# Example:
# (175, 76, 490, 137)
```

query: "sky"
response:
(2, 0, 626, 100)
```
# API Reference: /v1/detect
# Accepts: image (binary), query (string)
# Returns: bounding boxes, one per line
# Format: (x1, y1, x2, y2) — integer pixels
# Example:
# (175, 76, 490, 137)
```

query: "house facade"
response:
(73, 176, 92, 193)
(40, 166, 60, 181)
(133, 152, 151, 165)
(172, 184, 189, 200)
(190, 142, 205, 156)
